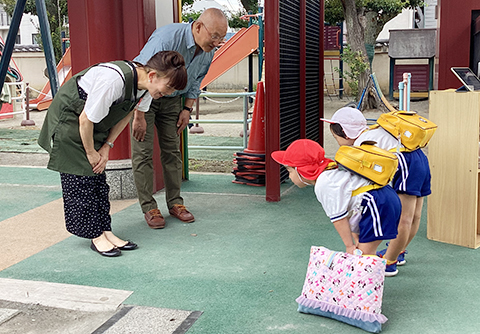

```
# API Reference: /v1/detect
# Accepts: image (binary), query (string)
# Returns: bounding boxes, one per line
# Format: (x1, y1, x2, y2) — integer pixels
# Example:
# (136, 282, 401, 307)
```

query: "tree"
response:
(227, 10, 250, 29)
(0, 0, 68, 63)
(182, 11, 202, 23)
(240, 0, 258, 13)
(325, 0, 424, 100)
(181, 0, 257, 29)
(181, 0, 194, 6)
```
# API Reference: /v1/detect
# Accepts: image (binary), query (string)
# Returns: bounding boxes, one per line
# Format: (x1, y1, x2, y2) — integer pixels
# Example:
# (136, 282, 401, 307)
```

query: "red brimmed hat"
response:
(271, 139, 333, 180)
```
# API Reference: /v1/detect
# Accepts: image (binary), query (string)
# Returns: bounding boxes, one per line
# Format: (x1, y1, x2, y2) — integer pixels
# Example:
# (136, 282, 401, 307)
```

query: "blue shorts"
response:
(393, 149, 431, 197)
(358, 185, 401, 243)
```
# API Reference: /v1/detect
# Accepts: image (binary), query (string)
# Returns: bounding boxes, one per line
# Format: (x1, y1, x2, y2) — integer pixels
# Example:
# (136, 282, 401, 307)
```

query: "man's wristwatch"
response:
(105, 141, 114, 149)
(183, 106, 193, 113)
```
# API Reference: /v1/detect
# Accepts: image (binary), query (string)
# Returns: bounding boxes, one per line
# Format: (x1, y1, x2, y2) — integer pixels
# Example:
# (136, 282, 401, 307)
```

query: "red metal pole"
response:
(319, 0, 325, 147)
(265, 0, 281, 202)
(67, 0, 156, 161)
(300, 0, 306, 138)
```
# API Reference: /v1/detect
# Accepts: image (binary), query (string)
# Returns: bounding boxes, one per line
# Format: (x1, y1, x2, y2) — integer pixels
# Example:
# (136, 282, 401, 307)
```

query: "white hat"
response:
(321, 107, 367, 139)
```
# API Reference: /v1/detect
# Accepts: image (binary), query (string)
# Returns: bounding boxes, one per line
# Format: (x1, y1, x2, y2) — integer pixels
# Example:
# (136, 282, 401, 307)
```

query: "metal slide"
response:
(200, 25, 259, 89)
(30, 47, 72, 110)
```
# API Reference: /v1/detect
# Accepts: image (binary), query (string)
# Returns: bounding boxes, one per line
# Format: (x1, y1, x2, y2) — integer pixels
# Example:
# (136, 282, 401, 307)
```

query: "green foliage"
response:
(228, 10, 249, 29)
(181, 1, 256, 29)
(325, 0, 425, 25)
(335, 45, 370, 97)
(0, 0, 68, 63)
(182, 11, 201, 23)
(240, 0, 258, 13)
(325, 0, 344, 26)
(231, 0, 259, 29)
(364, 0, 425, 12)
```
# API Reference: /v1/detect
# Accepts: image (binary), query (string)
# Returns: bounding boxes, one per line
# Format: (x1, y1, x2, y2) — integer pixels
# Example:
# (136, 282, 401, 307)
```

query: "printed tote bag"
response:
(296, 246, 388, 333)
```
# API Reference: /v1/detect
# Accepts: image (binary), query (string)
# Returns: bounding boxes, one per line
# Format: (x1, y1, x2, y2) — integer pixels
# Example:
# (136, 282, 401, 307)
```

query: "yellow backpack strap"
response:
(325, 161, 338, 170)
(388, 147, 409, 153)
(351, 184, 384, 197)
(371, 123, 408, 152)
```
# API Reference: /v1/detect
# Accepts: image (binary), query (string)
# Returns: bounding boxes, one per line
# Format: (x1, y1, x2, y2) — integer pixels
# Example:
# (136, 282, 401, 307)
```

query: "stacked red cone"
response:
(232, 82, 266, 186)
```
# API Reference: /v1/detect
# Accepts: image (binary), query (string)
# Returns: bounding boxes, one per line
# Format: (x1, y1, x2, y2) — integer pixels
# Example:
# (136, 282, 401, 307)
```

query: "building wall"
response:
(156, 0, 175, 27)
(203, 50, 406, 97)
(324, 49, 392, 97)
(377, 9, 414, 41)
(18, 13, 39, 45)
(324, 48, 433, 97)
(11, 47, 423, 99)
(424, 0, 438, 29)
(0, 9, 39, 45)
(207, 55, 260, 91)
(436, 0, 480, 90)
(11, 52, 47, 95)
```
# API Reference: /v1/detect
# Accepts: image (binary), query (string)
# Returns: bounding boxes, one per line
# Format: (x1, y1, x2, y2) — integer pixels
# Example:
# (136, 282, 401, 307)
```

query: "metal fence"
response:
(188, 91, 256, 151)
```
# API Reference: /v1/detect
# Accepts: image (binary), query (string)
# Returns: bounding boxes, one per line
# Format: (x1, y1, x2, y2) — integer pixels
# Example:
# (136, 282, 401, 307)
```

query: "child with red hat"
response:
(322, 107, 432, 277)
(271, 139, 401, 257)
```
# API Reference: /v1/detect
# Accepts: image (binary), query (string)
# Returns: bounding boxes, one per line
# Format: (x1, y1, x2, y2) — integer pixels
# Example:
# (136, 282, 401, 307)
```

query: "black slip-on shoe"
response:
(90, 241, 122, 257)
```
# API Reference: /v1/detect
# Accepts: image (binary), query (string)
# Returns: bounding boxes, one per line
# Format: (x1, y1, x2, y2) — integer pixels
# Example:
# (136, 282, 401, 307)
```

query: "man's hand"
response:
(176, 109, 191, 135)
(132, 109, 147, 141)
(132, 115, 147, 141)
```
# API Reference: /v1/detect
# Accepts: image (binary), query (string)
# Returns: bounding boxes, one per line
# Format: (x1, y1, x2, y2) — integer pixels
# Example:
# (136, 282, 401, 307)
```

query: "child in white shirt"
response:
(271, 139, 400, 257)
(322, 107, 431, 276)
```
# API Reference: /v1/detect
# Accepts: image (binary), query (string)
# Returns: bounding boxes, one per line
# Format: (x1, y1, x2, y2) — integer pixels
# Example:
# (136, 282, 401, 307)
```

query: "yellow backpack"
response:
(376, 111, 437, 152)
(335, 142, 399, 186)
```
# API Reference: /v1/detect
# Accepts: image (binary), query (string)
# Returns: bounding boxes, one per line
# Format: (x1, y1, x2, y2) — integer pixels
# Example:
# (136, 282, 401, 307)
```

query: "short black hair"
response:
(330, 123, 347, 139)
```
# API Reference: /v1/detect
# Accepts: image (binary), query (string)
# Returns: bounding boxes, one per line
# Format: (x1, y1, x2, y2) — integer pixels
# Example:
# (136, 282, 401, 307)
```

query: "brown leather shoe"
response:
(144, 209, 165, 229)
(169, 204, 195, 223)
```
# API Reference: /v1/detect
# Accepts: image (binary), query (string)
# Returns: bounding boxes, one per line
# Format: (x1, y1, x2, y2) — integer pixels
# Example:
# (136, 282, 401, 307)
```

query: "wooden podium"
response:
(428, 90, 480, 248)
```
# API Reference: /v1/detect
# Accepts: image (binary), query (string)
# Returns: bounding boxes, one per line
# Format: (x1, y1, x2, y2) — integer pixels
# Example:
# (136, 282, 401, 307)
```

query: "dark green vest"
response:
(38, 61, 143, 176)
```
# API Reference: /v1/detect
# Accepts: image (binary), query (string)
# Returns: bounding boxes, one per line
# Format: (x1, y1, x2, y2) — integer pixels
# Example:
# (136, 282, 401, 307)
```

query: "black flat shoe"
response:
(117, 241, 138, 251)
(90, 241, 121, 257)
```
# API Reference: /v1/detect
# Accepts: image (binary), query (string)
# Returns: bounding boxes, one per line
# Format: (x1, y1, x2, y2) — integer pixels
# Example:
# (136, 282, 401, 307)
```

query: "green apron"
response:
(38, 61, 144, 176)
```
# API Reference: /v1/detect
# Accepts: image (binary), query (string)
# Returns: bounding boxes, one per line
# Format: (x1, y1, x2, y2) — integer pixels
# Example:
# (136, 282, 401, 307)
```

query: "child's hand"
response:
(346, 245, 357, 255)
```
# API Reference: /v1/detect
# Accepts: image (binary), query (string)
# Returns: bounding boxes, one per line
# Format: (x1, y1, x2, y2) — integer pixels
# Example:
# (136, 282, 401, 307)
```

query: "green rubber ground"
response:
(1, 167, 479, 333)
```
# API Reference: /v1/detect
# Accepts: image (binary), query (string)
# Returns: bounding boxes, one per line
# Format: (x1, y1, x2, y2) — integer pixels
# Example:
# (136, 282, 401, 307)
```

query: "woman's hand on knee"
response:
(92, 148, 109, 174)
(86, 151, 101, 169)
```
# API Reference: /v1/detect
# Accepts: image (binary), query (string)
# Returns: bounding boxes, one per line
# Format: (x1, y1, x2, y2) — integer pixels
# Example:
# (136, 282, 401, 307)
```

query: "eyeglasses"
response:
(202, 23, 225, 42)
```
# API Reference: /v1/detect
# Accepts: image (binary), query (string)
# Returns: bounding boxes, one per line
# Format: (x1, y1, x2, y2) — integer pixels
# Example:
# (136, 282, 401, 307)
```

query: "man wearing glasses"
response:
(131, 8, 228, 229)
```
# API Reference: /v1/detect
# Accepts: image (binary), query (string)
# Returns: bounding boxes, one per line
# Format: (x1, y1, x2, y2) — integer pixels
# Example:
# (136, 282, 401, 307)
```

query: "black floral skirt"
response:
(60, 172, 112, 239)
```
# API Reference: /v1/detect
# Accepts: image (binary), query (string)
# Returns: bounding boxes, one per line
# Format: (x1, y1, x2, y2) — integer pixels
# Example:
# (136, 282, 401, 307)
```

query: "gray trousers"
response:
(131, 96, 183, 213)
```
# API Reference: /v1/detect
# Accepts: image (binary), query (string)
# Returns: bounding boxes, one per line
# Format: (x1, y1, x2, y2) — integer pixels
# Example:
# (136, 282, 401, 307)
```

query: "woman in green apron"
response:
(38, 51, 187, 257)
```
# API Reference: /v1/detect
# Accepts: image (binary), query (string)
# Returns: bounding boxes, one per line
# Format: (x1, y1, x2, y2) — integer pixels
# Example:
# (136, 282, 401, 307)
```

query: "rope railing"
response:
(28, 85, 52, 99)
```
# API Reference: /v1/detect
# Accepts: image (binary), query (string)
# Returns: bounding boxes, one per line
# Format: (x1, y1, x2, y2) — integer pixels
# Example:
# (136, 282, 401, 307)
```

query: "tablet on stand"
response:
(451, 67, 480, 91)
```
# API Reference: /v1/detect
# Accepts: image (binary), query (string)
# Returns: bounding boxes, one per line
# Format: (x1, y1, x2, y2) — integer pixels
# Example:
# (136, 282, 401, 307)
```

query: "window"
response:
(32, 33, 39, 45)
(0, 11, 10, 26)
